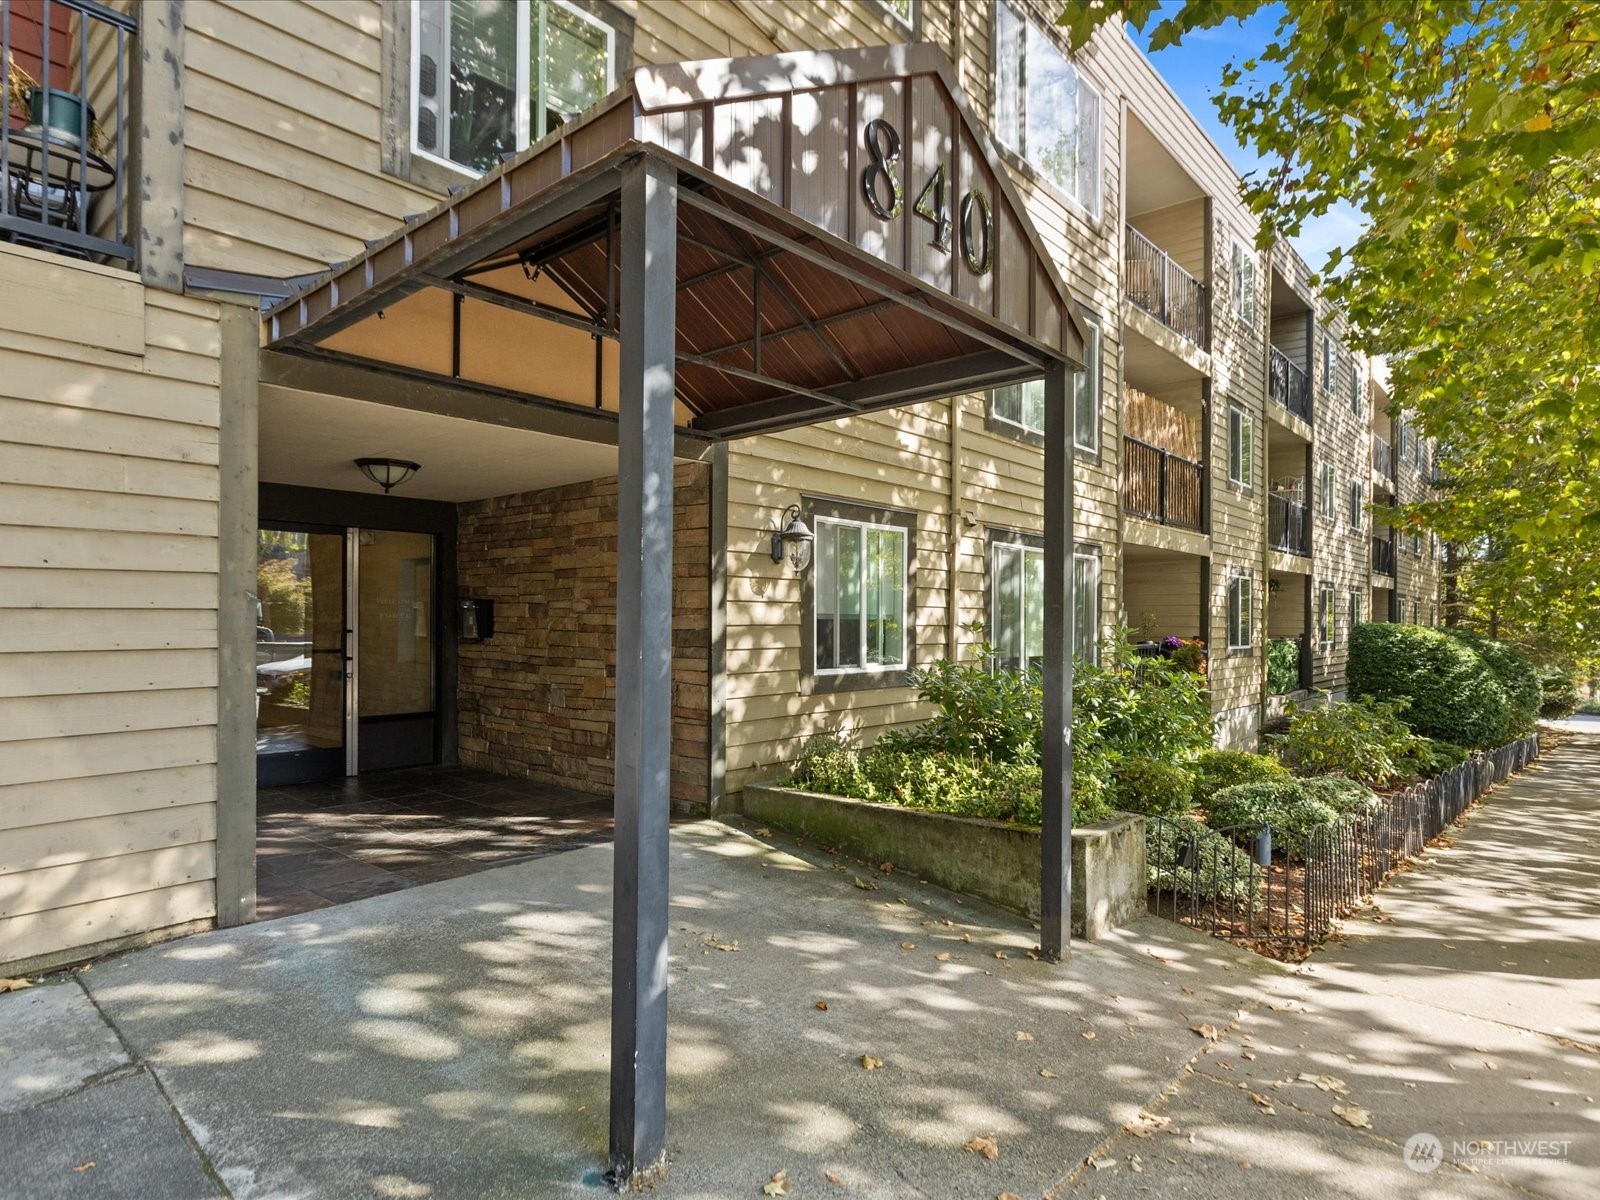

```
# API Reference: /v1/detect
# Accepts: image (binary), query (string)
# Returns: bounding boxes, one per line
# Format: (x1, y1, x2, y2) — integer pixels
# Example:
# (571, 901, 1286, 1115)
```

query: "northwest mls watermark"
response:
(1404, 1132, 1574, 1173)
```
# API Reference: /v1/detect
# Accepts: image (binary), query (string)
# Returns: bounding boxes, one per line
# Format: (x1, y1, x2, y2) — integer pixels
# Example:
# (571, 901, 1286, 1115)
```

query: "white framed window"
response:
(990, 318, 1101, 453)
(1227, 570, 1253, 650)
(1228, 405, 1253, 487)
(1322, 334, 1336, 393)
(1352, 370, 1364, 417)
(1348, 480, 1364, 530)
(813, 516, 908, 675)
(1319, 461, 1336, 521)
(1349, 588, 1363, 631)
(990, 539, 1099, 667)
(1318, 584, 1336, 647)
(994, 1, 1102, 217)
(873, 0, 917, 32)
(1230, 240, 1256, 326)
(411, 0, 616, 176)
(1397, 592, 1408, 623)
(1412, 598, 1421, 624)
(1074, 315, 1102, 453)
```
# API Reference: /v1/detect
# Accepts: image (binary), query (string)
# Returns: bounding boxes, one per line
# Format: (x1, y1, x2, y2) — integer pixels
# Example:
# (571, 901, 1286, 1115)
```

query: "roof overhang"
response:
(264, 43, 1085, 443)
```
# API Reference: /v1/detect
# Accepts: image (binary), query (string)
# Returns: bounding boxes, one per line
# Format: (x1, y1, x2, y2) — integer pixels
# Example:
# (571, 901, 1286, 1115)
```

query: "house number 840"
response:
(861, 118, 992, 276)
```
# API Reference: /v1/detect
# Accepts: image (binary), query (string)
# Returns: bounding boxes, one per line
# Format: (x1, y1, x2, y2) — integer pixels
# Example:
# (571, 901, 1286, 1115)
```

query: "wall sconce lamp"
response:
(770, 504, 814, 572)
(355, 457, 421, 494)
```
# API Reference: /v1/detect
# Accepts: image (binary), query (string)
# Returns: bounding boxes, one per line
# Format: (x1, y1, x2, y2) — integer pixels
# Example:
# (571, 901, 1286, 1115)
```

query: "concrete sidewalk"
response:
(2, 820, 1282, 1200)
(3, 732, 1595, 1199)
(1058, 726, 1600, 1200)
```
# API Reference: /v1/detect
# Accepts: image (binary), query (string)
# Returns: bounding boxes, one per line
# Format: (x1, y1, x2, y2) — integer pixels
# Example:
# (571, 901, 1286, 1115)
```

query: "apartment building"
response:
(0, 0, 1439, 975)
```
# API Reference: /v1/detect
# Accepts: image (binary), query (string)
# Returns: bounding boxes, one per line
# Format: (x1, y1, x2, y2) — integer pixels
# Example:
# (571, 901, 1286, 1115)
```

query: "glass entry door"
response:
(255, 526, 439, 784)
(256, 528, 347, 786)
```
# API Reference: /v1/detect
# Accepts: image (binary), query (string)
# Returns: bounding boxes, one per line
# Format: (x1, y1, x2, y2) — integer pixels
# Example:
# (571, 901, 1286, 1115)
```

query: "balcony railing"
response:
(1123, 436, 1204, 531)
(1268, 345, 1312, 423)
(1, 0, 136, 263)
(1125, 223, 1208, 350)
(1372, 434, 1396, 482)
(1268, 493, 1310, 556)
(1372, 536, 1396, 576)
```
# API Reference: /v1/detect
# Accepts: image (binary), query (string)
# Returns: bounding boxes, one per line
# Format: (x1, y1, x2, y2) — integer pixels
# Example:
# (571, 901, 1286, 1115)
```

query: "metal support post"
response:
(1041, 359, 1075, 961)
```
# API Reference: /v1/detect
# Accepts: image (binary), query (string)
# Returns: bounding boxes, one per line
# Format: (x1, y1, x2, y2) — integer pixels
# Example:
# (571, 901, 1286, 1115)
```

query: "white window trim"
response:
(1230, 240, 1255, 326)
(1319, 461, 1337, 522)
(872, 0, 918, 33)
(409, 0, 617, 179)
(1349, 480, 1364, 530)
(1349, 588, 1363, 632)
(1318, 585, 1337, 648)
(1227, 569, 1253, 650)
(992, 0, 1104, 221)
(813, 515, 910, 678)
(1074, 314, 1102, 453)
(1228, 405, 1253, 488)
(987, 539, 1100, 666)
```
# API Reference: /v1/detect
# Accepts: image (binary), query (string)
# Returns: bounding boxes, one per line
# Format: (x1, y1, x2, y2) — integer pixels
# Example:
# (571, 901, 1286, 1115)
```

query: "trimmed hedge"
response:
(1113, 757, 1195, 818)
(1446, 630, 1541, 738)
(1205, 780, 1343, 853)
(1347, 623, 1510, 748)
(1147, 816, 1261, 901)
(1191, 749, 1289, 807)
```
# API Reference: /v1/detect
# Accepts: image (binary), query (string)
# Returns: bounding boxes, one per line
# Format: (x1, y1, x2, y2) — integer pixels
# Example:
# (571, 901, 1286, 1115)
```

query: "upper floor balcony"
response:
(1268, 490, 1310, 556)
(1269, 344, 1312, 424)
(1125, 222, 1207, 350)
(1372, 433, 1396, 484)
(1123, 435, 1204, 531)
(2, 0, 135, 265)
(1372, 535, 1396, 577)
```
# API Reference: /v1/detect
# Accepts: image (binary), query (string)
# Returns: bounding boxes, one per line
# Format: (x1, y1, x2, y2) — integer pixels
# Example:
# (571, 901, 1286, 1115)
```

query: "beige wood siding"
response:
(0, 246, 222, 970)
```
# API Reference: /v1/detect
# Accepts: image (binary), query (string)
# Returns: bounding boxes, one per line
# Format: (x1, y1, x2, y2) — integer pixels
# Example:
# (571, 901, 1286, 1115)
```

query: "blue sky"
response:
(1128, 4, 1364, 270)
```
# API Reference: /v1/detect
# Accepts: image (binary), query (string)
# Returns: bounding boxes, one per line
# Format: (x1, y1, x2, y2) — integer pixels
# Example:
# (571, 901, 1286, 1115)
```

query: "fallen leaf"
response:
(879, 861, 894, 873)
(1040, 1068, 1058, 1079)
(762, 1169, 791, 1196)
(825, 1170, 842, 1185)
(860, 1055, 884, 1071)
(993, 950, 1008, 960)
(0, 978, 32, 994)
(900, 942, 916, 951)
(1190, 1024, 1220, 1042)
(1297, 1073, 1349, 1094)
(962, 933, 973, 943)
(72, 1162, 94, 1173)
(1239, 1160, 1254, 1171)
(852, 876, 878, 891)
(1089, 1156, 1117, 1170)
(1333, 1105, 1373, 1129)
(755, 828, 774, 838)
(1248, 1092, 1277, 1115)
(934, 952, 951, 962)
(1016, 1031, 1034, 1042)
(964, 1135, 1000, 1161)
(1082, 1030, 1097, 1040)
(815, 1001, 829, 1012)
(1241, 1050, 1256, 1061)
(1180, 986, 1196, 996)
(998, 1193, 1023, 1200)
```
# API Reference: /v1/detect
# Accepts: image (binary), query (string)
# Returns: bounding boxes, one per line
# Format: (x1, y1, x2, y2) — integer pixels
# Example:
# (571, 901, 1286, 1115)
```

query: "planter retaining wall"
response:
(739, 786, 1147, 940)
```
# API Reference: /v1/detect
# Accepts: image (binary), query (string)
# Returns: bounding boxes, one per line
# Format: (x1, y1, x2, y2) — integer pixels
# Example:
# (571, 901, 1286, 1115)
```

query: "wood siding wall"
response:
(0, 246, 222, 971)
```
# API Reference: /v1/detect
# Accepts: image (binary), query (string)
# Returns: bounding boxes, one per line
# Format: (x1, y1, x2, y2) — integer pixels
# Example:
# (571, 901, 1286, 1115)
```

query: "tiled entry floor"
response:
(255, 766, 613, 920)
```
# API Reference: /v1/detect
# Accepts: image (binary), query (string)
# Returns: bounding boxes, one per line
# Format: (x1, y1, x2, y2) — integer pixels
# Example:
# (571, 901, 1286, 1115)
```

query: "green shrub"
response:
(1347, 623, 1510, 748)
(1269, 696, 1430, 787)
(1447, 630, 1541, 739)
(790, 737, 876, 799)
(1578, 696, 1600, 716)
(1204, 780, 1343, 852)
(1412, 738, 1472, 774)
(905, 647, 1043, 763)
(1296, 775, 1384, 820)
(1267, 637, 1301, 694)
(1191, 749, 1290, 807)
(1147, 816, 1261, 901)
(1113, 757, 1195, 818)
(1540, 665, 1579, 719)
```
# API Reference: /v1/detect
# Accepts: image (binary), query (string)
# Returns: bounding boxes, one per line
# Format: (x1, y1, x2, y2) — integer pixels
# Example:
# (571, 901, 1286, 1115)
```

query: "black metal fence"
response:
(1149, 736, 1540, 950)
(1268, 345, 1312, 423)
(1123, 435, 1204, 530)
(1372, 535, 1396, 576)
(1, 0, 136, 263)
(1125, 223, 1208, 349)
(1268, 492, 1309, 555)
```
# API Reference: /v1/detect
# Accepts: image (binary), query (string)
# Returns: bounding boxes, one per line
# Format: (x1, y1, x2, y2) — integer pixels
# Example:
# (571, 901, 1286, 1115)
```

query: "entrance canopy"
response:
(265, 44, 1084, 441)
(264, 42, 1084, 1189)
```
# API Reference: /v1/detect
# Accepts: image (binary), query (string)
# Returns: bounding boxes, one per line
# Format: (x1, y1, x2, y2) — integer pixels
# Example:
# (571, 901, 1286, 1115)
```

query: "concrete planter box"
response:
(739, 786, 1147, 940)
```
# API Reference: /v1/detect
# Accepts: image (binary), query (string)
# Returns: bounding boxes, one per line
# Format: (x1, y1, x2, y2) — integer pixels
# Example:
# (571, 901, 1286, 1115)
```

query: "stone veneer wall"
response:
(456, 463, 711, 811)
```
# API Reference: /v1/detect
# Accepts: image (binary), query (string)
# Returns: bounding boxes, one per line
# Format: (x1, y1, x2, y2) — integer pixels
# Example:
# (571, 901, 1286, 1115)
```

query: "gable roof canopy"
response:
(265, 43, 1084, 442)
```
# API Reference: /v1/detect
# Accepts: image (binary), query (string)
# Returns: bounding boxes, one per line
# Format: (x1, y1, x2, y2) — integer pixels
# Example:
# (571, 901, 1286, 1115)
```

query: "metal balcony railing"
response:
(1372, 536, 1396, 576)
(1269, 493, 1310, 556)
(1125, 223, 1208, 349)
(1, 0, 136, 263)
(1372, 434, 1396, 482)
(1123, 436, 1204, 531)
(1268, 344, 1312, 423)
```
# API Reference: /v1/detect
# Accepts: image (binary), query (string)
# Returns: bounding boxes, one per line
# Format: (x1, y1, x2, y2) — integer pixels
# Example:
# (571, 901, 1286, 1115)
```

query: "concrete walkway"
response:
(1057, 725, 1600, 1200)
(2, 730, 1595, 1199)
